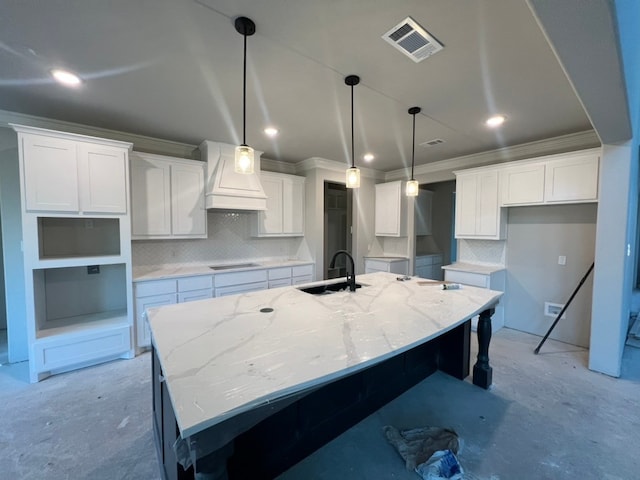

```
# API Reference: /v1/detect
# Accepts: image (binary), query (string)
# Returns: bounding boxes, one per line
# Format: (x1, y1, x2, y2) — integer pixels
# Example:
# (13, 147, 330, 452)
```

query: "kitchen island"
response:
(148, 272, 502, 479)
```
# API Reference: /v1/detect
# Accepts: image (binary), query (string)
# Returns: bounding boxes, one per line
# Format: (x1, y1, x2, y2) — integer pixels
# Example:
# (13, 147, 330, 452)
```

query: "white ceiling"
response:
(0, 0, 597, 171)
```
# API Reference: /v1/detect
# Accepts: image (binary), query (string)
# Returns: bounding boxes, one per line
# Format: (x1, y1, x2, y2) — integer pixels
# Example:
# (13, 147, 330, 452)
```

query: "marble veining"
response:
(148, 272, 502, 438)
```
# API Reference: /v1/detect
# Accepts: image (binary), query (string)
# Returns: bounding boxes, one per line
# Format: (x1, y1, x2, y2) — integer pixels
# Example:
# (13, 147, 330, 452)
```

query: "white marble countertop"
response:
(133, 259, 314, 282)
(148, 272, 502, 439)
(441, 262, 506, 274)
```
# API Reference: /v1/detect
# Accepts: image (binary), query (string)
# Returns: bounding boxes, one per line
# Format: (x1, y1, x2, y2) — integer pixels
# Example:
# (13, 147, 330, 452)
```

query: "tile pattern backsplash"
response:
(458, 239, 506, 265)
(132, 211, 306, 267)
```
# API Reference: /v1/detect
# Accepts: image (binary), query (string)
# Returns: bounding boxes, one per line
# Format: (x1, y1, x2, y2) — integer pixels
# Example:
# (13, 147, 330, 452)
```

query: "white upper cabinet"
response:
(545, 151, 599, 203)
(455, 169, 506, 240)
(500, 149, 600, 206)
(18, 127, 129, 214)
(415, 189, 433, 236)
(130, 152, 206, 239)
(375, 181, 407, 237)
(254, 171, 305, 237)
(500, 163, 545, 206)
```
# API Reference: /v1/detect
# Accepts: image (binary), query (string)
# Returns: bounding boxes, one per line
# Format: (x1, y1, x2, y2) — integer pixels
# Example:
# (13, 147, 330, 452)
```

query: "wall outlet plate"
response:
(544, 301, 566, 319)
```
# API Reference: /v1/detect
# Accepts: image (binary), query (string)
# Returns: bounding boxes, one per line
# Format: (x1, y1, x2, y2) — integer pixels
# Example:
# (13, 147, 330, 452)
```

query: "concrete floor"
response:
(1, 328, 638, 480)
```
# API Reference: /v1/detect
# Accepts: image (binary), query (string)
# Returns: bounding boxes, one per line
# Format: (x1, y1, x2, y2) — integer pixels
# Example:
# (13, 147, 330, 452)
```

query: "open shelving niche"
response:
(24, 215, 134, 382)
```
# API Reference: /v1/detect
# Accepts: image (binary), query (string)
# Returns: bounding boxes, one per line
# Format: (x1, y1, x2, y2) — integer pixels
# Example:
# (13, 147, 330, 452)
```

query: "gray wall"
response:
(504, 204, 597, 347)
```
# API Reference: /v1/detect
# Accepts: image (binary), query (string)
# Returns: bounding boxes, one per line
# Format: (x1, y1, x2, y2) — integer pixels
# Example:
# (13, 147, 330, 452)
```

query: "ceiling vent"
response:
(382, 17, 443, 63)
(420, 138, 445, 147)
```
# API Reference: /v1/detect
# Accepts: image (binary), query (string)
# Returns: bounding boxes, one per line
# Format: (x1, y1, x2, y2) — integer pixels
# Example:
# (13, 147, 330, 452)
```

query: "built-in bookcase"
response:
(11, 124, 134, 382)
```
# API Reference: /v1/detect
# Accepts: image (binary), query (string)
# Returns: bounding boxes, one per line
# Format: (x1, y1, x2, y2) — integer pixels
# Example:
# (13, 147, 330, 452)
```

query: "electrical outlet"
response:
(558, 255, 566, 266)
(544, 302, 566, 319)
(85, 219, 94, 229)
(87, 265, 100, 275)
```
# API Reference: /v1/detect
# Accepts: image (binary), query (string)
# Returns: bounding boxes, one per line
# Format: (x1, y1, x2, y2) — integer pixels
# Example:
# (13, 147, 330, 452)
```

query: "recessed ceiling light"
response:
(264, 127, 279, 137)
(363, 153, 374, 162)
(485, 115, 506, 128)
(50, 69, 82, 87)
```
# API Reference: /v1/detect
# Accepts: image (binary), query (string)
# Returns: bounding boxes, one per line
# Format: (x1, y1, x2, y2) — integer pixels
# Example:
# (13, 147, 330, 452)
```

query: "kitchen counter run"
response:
(148, 272, 502, 439)
(132, 259, 313, 282)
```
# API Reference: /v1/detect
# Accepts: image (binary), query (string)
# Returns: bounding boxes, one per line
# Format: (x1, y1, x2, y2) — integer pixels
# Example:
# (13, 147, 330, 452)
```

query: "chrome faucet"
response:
(329, 250, 356, 292)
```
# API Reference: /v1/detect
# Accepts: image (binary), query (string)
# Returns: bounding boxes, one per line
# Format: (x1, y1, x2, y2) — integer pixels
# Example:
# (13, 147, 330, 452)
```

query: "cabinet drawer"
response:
(269, 278, 292, 289)
(268, 267, 291, 280)
(33, 324, 130, 371)
(135, 279, 177, 297)
(178, 289, 213, 303)
(444, 270, 489, 288)
(216, 282, 268, 297)
(292, 264, 313, 277)
(364, 259, 389, 272)
(214, 269, 268, 288)
(292, 275, 313, 285)
(177, 275, 213, 292)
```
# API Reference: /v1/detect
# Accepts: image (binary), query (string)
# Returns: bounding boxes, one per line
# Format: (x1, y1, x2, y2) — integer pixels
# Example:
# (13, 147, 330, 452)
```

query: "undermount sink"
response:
(297, 281, 365, 295)
(209, 263, 261, 271)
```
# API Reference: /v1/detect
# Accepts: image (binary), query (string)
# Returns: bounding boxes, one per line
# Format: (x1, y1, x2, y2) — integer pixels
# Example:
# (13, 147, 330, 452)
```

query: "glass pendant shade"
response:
(234, 144, 255, 174)
(346, 167, 361, 189)
(406, 179, 419, 197)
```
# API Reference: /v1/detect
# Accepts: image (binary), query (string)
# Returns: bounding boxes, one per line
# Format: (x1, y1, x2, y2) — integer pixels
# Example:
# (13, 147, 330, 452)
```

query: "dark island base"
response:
(154, 311, 493, 480)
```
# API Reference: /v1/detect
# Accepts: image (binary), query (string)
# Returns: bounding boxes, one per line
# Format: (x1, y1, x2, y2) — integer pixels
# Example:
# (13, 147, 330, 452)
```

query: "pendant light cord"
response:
(411, 112, 416, 179)
(242, 31, 247, 146)
(350, 83, 355, 169)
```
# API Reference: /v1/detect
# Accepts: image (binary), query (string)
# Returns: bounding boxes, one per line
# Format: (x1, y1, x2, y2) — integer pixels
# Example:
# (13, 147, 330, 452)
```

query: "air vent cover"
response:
(382, 17, 443, 62)
(420, 138, 445, 147)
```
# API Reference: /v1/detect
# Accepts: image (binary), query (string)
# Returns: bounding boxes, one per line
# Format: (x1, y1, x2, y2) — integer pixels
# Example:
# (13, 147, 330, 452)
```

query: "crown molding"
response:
(261, 157, 298, 175)
(0, 109, 199, 159)
(384, 130, 600, 182)
(295, 156, 385, 180)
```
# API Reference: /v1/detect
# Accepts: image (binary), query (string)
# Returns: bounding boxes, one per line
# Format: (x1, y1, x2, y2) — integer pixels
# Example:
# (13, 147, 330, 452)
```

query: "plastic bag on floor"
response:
(415, 449, 464, 480)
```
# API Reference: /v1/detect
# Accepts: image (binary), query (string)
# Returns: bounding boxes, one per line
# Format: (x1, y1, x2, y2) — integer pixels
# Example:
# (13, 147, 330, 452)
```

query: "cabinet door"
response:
(545, 153, 599, 203)
(375, 182, 405, 236)
(283, 178, 304, 235)
(171, 163, 206, 236)
(135, 293, 177, 348)
(476, 171, 500, 237)
(131, 157, 172, 236)
(22, 134, 79, 212)
(415, 190, 433, 236)
(501, 163, 545, 205)
(259, 175, 284, 234)
(454, 174, 478, 237)
(77, 143, 128, 214)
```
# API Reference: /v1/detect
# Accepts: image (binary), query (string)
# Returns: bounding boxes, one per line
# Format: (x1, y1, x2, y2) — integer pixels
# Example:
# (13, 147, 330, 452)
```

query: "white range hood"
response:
(200, 140, 267, 211)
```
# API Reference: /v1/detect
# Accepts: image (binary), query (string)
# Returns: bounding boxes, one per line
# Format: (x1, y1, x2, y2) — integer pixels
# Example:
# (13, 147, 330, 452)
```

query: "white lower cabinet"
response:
(215, 270, 269, 297)
(268, 267, 292, 288)
(364, 258, 409, 275)
(415, 254, 443, 280)
(443, 266, 505, 332)
(292, 264, 314, 285)
(134, 275, 213, 348)
(134, 264, 314, 346)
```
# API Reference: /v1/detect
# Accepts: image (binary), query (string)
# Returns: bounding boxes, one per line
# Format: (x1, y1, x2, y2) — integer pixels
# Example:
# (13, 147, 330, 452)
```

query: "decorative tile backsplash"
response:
(458, 239, 506, 265)
(132, 211, 308, 267)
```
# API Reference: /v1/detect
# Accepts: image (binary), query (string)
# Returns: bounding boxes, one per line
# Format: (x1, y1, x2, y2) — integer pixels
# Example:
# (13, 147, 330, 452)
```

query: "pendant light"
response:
(345, 75, 361, 188)
(406, 106, 421, 197)
(234, 17, 256, 174)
